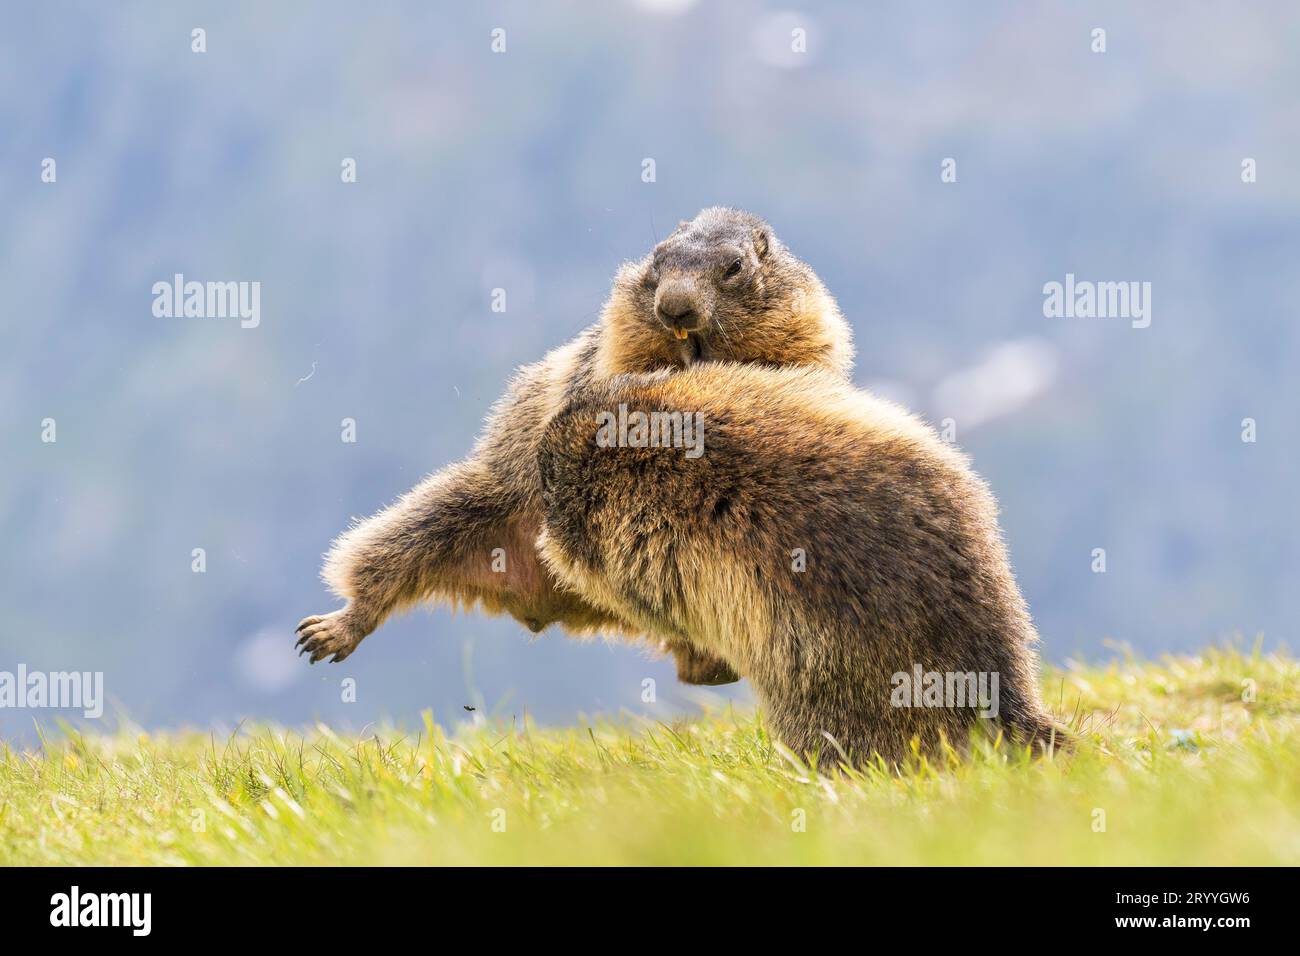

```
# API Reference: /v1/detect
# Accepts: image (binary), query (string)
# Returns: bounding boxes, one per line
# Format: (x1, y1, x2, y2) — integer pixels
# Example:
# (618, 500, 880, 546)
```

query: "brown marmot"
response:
(534, 363, 1067, 765)
(297, 207, 851, 685)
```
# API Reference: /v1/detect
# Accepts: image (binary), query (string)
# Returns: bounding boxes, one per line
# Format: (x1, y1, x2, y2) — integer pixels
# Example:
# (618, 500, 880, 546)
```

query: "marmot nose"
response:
(655, 282, 703, 333)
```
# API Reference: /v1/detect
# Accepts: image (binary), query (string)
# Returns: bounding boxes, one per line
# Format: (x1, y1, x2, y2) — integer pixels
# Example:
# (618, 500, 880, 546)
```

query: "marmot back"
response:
(536, 364, 1067, 765)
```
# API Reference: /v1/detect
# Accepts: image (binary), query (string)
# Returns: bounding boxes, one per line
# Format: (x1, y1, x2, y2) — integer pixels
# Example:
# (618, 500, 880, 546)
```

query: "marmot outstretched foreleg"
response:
(298, 461, 508, 662)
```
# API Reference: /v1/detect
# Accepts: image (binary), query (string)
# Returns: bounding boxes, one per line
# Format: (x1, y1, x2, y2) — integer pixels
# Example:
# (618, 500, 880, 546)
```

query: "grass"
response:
(1, 646, 1297, 866)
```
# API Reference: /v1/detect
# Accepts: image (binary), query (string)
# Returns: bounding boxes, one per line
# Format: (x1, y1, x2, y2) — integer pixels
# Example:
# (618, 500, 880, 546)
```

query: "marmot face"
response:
(595, 207, 853, 379)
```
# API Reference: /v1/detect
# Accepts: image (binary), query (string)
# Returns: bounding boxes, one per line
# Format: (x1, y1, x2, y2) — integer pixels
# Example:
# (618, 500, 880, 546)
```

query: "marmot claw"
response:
(295, 609, 364, 664)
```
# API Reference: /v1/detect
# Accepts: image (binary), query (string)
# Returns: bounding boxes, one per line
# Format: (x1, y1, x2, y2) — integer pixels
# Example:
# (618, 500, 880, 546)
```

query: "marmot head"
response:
(595, 207, 853, 378)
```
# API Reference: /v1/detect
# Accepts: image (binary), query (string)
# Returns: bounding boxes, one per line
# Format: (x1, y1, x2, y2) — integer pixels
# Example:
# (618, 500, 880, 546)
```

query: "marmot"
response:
(297, 207, 851, 685)
(535, 364, 1067, 765)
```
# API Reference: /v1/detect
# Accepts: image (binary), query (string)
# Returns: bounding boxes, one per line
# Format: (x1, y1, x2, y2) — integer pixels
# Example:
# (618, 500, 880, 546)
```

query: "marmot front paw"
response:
(295, 607, 368, 664)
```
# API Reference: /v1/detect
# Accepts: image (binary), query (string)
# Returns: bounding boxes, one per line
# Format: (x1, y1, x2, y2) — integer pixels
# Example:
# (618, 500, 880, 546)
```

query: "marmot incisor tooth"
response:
(297, 208, 851, 682)
(535, 364, 1067, 765)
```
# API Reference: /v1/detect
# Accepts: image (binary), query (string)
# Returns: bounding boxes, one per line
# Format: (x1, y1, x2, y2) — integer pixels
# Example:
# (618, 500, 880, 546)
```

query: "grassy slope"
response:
(1, 647, 1297, 866)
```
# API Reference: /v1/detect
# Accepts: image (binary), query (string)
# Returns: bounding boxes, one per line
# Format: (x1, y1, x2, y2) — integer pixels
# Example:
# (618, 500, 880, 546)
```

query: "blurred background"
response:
(2, 1, 1296, 741)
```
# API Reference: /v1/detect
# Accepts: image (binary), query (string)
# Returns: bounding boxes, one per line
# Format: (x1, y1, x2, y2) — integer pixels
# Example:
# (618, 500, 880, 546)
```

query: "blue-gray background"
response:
(2, 1, 1296, 740)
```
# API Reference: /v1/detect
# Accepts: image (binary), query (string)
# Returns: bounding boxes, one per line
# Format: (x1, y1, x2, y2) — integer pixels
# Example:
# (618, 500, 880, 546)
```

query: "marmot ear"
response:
(753, 227, 770, 260)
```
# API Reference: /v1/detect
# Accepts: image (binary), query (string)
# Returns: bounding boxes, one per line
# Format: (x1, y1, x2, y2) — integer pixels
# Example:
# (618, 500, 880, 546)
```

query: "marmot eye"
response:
(724, 258, 743, 279)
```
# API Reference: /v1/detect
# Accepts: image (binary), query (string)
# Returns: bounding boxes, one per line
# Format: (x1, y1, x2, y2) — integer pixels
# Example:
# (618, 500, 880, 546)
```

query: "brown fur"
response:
(296, 208, 851, 678)
(534, 364, 1068, 767)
